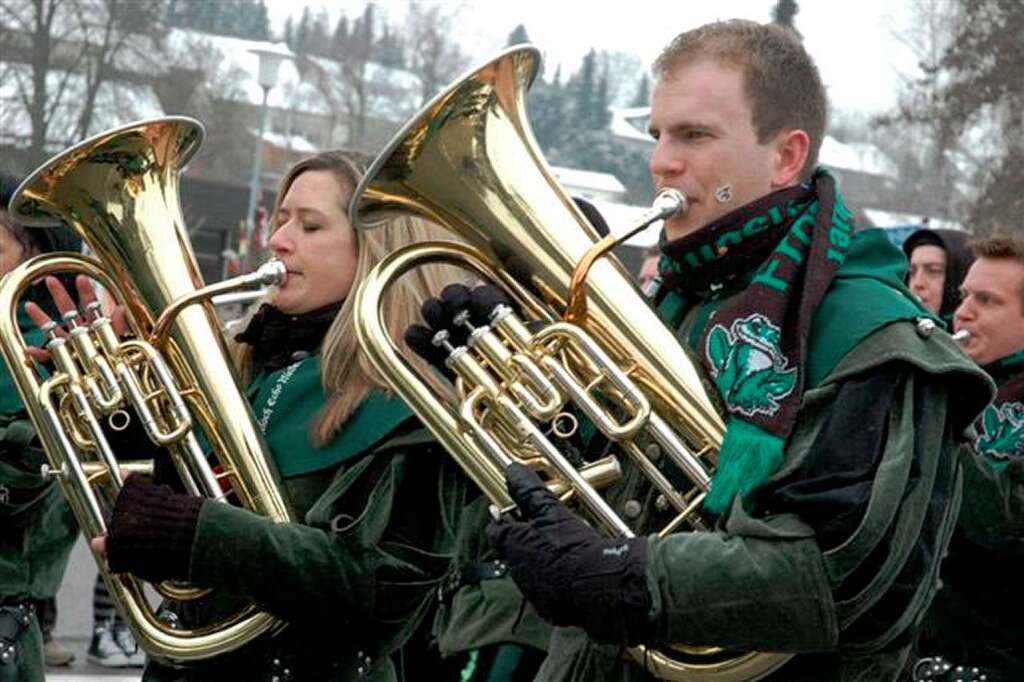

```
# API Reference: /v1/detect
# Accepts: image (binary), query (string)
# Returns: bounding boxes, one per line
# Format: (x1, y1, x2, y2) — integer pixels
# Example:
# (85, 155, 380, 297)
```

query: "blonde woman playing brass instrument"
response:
(27, 151, 468, 682)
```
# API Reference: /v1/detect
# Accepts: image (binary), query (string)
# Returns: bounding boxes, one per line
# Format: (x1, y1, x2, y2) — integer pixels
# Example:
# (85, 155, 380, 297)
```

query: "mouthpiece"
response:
(653, 189, 688, 220)
(256, 259, 287, 287)
(951, 329, 970, 344)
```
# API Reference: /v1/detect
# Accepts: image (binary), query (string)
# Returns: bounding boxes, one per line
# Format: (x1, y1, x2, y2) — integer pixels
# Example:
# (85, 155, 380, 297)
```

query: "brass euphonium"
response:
(350, 47, 792, 681)
(0, 117, 295, 662)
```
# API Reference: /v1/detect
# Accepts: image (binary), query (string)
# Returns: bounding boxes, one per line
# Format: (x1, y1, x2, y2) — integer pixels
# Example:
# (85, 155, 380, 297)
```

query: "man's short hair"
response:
(653, 19, 827, 180)
(969, 234, 1024, 309)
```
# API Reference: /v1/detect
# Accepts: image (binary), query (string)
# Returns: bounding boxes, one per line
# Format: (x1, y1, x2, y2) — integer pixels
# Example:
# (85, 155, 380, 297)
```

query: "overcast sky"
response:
(265, 0, 922, 116)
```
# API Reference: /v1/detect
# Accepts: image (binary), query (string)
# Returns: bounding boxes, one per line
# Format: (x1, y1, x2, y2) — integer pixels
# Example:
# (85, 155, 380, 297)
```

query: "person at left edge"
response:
(31, 150, 467, 681)
(0, 172, 81, 682)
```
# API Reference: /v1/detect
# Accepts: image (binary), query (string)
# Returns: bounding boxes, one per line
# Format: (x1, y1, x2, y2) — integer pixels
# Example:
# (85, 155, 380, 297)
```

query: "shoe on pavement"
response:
(43, 637, 75, 666)
(88, 622, 131, 667)
(113, 623, 146, 667)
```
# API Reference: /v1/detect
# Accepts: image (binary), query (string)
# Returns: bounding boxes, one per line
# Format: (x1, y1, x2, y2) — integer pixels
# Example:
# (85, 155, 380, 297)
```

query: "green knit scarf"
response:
(657, 169, 855, 513)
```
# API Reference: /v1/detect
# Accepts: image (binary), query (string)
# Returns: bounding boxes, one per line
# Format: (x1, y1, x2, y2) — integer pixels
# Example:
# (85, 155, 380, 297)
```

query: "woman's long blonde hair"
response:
(231, 150, 461, 446)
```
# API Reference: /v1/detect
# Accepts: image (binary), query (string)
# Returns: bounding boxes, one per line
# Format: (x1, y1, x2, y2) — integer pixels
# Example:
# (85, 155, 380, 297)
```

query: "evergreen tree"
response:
(528, 77, 567, 150)
(507, 24, 530, 46)
(377, 25, 405, 68)
(330, 15, 349, 58)
(631, 73, 650, 107)
(353, 3, 376, 52)
(283, 16, 294, 49)
(569, 50, 598, 129)
(166, 0, 268, 39)
(593, 66, 611, 129)
(771, 0, 799, 29)
(249, 0, 270, 40)
(884, 0, 1023, 233)
(294, 7, 311, 56)
(307, 8, 330, 56)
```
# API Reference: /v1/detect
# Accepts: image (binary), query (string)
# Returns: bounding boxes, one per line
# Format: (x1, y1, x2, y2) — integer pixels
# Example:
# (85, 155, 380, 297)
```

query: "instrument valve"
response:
(431, 329, 457, 355)
(453, 310, 488, 339)
(40, 463, 68, 480)
(431, 329, 467, 367)
(489, 304, 513, 324)
(40, 319, 61, 341)
(62, 308, 82, 330)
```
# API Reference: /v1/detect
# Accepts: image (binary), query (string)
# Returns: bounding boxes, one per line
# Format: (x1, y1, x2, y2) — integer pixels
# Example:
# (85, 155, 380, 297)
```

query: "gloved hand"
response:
(105, 476, 204, 583)
(486, 463, 653, 645)
(404, 283, 514, 376)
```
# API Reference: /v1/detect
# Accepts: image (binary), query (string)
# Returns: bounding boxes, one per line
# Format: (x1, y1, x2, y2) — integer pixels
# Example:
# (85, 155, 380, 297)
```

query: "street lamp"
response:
(243, 43, 292, 272)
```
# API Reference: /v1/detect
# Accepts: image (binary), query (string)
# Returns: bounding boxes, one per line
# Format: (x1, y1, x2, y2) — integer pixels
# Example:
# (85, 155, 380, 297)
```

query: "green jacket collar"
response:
(249, 356, 414, 478)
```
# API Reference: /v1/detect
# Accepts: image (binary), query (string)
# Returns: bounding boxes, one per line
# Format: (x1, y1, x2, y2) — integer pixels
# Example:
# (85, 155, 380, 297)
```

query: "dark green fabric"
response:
(917, 351, 1024, 676)
(144, 417, 460, 682)
(0, 606, 43, 682)
(434, 496, 552, 657)
(534, 257, 989, 681)
(0, 311, 78, 682)
(0, 307, 44, 415)
(803, 229, 935, 387)
(247, 356, 413, 477)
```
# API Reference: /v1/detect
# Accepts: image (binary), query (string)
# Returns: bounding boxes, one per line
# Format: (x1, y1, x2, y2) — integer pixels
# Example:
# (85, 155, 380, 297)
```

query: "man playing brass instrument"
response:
(915, 236, 1024, 680)
(479, 20, 992, 681)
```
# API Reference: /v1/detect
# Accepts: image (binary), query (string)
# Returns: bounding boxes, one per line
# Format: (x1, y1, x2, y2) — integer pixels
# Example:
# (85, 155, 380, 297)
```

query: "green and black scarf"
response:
(657, 169, 856, 513)
(975, 349, 1024, 469)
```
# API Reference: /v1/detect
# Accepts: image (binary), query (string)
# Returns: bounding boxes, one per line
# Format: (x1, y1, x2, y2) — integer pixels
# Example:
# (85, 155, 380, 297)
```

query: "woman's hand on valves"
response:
(24, 275, 126, 364)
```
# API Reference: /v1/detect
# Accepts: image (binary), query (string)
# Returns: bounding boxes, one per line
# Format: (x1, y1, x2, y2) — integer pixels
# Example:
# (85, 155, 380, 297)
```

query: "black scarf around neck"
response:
(656, 169, 856, 512)
(235, 301, 342, 373)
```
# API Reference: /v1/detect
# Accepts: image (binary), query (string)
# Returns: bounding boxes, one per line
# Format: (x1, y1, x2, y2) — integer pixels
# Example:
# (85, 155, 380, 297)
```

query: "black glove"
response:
(105, 476, 204, 583)
(404, 284, 514, 376)
(486, 463, 653, 645)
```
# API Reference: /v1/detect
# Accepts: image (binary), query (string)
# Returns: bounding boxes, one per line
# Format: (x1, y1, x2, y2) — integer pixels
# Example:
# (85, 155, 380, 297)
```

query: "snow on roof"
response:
(608, 106, 651, 142)
(820, 137, 898, 178)
(551, 165, 626, 195)
(162, 29, 420, 121)
(263, 130, 317, 153)
(1, 64, 163, 142)
(165, 30, 310, 110)
(862, 209, 964, 232)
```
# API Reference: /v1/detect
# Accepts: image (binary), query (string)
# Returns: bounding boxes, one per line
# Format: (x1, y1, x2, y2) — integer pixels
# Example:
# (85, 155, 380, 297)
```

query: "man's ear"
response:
(770, 129, 811, 188)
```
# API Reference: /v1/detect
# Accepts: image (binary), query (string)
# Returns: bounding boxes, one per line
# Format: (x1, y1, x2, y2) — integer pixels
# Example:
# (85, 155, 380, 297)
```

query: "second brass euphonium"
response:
(349, 47, 791, 681)
(0, 117, 295, 662)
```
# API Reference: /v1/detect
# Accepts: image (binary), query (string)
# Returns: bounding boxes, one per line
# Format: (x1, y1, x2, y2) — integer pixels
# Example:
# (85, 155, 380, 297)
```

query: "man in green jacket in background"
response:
(915, 235, 1024, 681)
(484, 19, 992, 681)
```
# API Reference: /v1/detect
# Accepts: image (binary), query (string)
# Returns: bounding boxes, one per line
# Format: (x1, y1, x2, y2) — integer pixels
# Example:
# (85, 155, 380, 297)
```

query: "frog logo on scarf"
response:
(975, 401, 1024, 462)
(705, 313, 797, 417)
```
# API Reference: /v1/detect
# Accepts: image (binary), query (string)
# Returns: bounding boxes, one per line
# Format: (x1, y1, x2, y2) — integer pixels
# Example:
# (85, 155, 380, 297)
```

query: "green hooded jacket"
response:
(533, 229, 992, 682)
(142, 355, 465, 682)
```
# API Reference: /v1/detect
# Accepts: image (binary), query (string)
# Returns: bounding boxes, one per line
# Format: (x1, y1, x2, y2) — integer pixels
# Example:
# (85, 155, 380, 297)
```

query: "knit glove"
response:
(105, 476, 204, 583)
(404, 283, 514, 377)
(486, 463, 653, 645)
